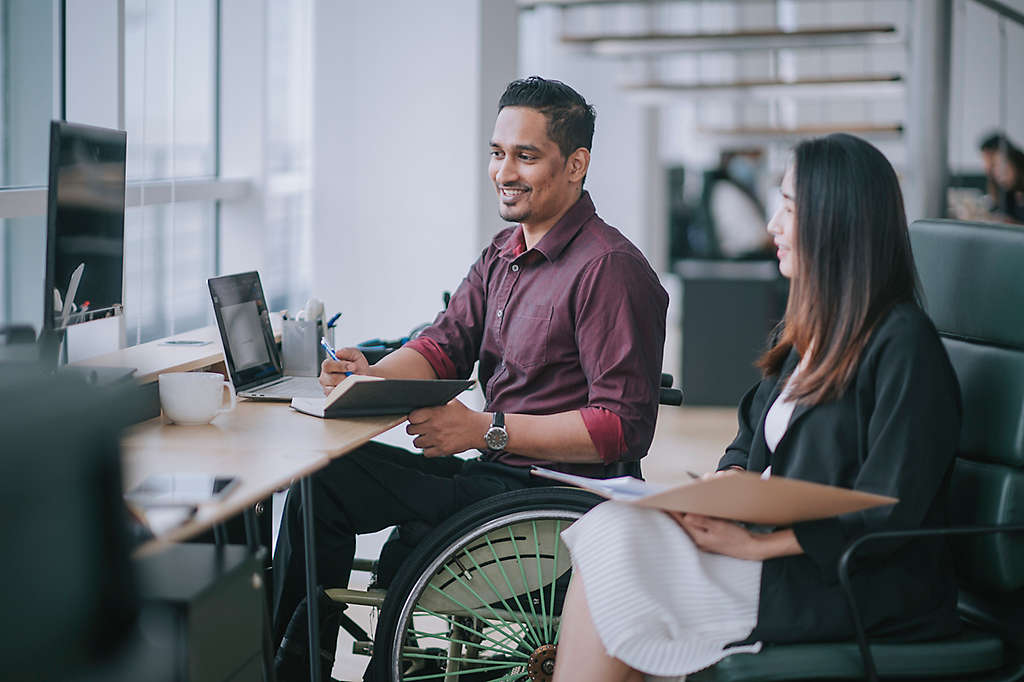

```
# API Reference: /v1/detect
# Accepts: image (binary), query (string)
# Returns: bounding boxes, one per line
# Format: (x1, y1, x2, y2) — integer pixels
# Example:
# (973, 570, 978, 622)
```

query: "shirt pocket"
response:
(504, 303, 552, 368)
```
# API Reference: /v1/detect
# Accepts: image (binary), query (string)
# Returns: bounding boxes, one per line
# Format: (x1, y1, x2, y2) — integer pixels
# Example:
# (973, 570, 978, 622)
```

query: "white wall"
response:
(519, 6, 661, 266)
(310, 0, 517, 345)
(949, 0, 1024, 171)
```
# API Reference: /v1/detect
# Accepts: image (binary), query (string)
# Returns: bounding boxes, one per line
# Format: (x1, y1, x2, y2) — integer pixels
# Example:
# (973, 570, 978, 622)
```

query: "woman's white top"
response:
(764, 363, 803, 452)
(559, 368, 802, 677)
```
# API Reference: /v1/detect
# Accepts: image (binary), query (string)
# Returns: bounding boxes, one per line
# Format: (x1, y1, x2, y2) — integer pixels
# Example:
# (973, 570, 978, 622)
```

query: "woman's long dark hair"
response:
(757, 133, 920, 404)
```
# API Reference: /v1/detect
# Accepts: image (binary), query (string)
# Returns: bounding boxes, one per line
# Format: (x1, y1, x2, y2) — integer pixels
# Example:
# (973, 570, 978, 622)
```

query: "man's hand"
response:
(319, 347, 370, 395)
(407, 400, 490, 458)
(670, 512, 765, 561)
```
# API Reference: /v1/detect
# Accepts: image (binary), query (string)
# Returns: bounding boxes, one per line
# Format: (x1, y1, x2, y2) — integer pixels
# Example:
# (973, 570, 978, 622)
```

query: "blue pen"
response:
(321, 336, 352, 375)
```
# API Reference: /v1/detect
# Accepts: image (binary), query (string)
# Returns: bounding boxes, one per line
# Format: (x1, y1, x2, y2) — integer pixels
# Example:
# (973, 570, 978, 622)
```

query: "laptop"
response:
(208, 272, 324, 401)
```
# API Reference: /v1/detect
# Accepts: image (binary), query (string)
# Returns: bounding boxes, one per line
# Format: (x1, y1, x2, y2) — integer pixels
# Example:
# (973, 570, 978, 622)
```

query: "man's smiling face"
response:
(489, 106, 580, 231)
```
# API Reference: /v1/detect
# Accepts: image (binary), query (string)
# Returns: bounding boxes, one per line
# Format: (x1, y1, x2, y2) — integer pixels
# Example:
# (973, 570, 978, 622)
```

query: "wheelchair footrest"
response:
(325, 587, 386, 607)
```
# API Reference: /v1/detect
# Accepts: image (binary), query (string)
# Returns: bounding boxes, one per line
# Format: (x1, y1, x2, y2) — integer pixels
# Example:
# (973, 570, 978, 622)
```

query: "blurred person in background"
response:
(979, 132, 1024, 224)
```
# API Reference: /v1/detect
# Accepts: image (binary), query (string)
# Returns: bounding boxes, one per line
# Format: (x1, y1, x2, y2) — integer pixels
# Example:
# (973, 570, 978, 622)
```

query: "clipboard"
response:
(531, 467, 897, 526)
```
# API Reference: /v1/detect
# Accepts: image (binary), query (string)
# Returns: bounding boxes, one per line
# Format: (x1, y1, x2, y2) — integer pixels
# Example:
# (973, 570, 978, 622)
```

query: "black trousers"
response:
(271, 441, 546, 645)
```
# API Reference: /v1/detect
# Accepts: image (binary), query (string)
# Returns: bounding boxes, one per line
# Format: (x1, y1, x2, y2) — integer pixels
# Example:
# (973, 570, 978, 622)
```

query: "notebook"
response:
(208, 271, 324, 401)
(291, 374, 475, 418)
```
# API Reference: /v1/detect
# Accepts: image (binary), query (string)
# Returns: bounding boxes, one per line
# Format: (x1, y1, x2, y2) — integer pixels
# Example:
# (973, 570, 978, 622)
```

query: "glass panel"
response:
(266, 0, 312, 175)
(2, 216, 46, 333)
(124, 0, 216, 181)
(1, 0, 56, 188)
(262, 193, 311, 313)
(0, 1, 57, 332)
(123, 201, 216, 343)
(263, 0, 313, 313)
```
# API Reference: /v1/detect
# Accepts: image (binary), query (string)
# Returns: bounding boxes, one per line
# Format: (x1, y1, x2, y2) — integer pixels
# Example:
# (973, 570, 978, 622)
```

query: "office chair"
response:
(692, 219, 1024, 681)
(0, 365, 139, 682)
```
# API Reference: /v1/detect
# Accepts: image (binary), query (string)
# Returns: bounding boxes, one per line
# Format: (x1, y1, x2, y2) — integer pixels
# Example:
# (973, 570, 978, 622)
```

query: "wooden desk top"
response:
(124, 399, 406, 458)
(125, 400, 406, 553)
(125, 446, 327, 557)
(76, 313, 283, 384)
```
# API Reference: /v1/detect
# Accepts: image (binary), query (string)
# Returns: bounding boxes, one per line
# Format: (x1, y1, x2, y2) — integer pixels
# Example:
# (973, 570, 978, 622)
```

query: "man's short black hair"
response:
(979, 131, 1016, 153)
(498, 76, 596, 160)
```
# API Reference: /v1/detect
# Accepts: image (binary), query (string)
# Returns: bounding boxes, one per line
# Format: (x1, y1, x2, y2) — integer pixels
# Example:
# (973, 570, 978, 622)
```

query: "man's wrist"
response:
(475, 411, 493, 450)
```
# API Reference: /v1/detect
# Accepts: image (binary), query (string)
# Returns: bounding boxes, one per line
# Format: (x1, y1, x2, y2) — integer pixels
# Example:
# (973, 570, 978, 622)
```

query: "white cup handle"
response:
(219, 381, 237, 414)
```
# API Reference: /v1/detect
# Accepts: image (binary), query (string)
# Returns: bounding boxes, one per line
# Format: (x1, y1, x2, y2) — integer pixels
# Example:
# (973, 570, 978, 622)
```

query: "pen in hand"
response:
(321, 336, 353, 376)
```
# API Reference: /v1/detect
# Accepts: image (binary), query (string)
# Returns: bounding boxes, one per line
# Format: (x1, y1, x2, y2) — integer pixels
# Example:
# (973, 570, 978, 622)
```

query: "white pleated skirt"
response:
(561, 501, 763, 678)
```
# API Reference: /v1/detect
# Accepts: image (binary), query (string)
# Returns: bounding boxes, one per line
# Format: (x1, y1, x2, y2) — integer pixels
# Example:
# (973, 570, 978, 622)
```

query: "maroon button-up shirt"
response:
(405, 192, 668, 477)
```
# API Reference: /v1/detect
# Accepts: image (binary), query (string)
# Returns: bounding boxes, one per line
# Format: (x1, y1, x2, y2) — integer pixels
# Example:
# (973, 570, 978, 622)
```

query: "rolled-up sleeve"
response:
(574, 252, 668, 462)
(409, 250, 489, 381)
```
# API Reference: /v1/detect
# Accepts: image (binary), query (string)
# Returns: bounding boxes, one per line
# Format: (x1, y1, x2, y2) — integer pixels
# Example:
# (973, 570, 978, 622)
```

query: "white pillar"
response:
(906, 0, 952, 221)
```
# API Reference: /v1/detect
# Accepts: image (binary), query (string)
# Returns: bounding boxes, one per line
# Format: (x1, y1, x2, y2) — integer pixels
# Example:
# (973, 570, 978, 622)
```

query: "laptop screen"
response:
(208, 272, 283, 389)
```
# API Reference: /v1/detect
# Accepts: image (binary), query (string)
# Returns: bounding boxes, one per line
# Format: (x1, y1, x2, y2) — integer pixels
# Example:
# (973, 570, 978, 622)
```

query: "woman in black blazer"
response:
(552, 134, 962, 682)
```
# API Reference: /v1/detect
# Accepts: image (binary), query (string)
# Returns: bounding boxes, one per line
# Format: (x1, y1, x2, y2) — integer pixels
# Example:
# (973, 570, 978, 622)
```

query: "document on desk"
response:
(290, 374, 475, 418)
(531, 467, 897, 526)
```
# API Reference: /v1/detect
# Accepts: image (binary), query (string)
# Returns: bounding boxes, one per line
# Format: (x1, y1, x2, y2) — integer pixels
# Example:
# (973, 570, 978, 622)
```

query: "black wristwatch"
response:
(484, 411, 509, 451)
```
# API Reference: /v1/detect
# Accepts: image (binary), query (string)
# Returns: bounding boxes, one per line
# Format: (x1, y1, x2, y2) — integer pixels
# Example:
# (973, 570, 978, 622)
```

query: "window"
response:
(0, 0, 314, 355)
(262, 0, 313, 313)
(0, 0, 59, 333)
(123, 0, 218, 343)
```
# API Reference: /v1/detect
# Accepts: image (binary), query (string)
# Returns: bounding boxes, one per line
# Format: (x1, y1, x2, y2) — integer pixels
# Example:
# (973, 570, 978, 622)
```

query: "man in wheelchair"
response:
(272, 76, 669, 681)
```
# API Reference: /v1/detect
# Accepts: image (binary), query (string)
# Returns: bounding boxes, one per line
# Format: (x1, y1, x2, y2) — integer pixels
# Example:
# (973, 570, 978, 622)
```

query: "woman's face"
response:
(767, 164, 798, 278)
(993, 151, 1019, 190)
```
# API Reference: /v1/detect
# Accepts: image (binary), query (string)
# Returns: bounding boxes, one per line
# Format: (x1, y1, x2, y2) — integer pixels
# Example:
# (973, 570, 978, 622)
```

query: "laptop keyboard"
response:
(253, 376, 323, 398)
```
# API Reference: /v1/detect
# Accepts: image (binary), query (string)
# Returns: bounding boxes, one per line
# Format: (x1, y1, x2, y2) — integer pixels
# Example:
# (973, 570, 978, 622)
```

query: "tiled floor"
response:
(328, 402, 739, 681)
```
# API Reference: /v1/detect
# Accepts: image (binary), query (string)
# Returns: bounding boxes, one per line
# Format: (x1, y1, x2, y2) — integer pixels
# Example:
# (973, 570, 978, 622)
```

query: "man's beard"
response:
(499, 204, 530, 223)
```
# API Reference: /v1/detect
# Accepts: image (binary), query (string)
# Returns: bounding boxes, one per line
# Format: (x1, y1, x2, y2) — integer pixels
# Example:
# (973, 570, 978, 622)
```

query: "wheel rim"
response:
(390, 509, 583, 681)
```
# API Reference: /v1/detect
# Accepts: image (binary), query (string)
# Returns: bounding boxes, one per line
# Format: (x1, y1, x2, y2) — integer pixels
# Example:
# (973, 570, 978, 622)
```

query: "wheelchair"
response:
(322, 374, 683, 682)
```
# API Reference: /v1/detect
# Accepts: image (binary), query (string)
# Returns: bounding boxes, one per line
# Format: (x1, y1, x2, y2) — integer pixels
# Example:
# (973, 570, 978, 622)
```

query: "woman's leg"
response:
(553, 574, 645, 682)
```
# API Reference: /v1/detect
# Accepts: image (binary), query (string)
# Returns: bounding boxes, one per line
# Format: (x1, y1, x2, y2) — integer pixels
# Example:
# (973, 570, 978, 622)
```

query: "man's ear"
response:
(566, 147, 590, 184)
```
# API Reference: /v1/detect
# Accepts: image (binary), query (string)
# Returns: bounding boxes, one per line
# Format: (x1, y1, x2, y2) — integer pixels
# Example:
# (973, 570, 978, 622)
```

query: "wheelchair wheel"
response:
(371, 487, 602, 682)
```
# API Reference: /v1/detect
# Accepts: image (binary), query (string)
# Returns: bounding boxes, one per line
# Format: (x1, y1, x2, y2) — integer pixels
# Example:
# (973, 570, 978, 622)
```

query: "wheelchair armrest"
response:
(659, 387, 683, 406)
(837, 524, 1024, 682)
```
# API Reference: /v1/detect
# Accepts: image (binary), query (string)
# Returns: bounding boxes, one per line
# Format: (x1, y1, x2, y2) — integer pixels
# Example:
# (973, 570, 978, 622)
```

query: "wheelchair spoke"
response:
(407, 628, 526, 660)
(436, 563, 534, 650)
(402, 661, 523, 681)
(404, 651, 523, 667)
(484, 535, 544, 648)
(548, 519, 562, 644)
(507, 527, 543, 640)
(459, 547, 545, 649)
(531, 521, 550, 642)
(412, 605, 532, 660)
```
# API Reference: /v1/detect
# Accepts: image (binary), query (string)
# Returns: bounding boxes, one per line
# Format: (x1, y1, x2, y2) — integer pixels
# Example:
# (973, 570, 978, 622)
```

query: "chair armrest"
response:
(837, 524, 1024, 682)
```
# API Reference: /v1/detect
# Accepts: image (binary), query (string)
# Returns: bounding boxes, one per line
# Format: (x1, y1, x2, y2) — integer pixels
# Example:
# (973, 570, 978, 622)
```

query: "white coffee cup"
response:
(158, 372, 236, 425)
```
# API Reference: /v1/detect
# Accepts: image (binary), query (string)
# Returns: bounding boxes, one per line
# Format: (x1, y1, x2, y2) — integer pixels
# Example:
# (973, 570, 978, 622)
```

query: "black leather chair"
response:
(694, 219, 1024, 681)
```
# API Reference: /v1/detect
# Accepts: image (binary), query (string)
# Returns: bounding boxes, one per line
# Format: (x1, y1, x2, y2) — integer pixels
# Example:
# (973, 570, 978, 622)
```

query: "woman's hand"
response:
(670, 512, 765, 561)
(669, 512, 803, 561)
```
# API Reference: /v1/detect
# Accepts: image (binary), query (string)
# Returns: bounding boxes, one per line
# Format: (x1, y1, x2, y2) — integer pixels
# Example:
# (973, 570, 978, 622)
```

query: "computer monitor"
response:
(43, 120, 127, 333)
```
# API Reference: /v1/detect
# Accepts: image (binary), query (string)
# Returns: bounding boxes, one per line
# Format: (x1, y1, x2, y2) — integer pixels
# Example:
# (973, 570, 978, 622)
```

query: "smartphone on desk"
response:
(125, 473, 239, 507)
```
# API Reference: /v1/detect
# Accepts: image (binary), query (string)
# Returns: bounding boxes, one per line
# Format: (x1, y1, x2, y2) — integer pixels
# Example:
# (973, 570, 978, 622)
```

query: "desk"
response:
(124, 400, 406, 458)
(125, 399, 405, 682)
(77, 313, 282, 384)
(124, 445, 327, 557)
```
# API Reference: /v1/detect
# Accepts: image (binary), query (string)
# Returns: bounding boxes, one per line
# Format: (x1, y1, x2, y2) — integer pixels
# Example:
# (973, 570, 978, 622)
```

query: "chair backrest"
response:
(0, 364, 139, 681)
(910, 219, 1024, 595)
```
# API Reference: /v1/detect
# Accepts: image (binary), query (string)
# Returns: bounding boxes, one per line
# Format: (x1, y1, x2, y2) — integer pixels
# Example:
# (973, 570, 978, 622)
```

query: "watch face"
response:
(485, 426, 509, 451)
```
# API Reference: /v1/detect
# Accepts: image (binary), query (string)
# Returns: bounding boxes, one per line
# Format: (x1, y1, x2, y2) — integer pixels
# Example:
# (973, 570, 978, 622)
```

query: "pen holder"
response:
(282, 319, 326, 377)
